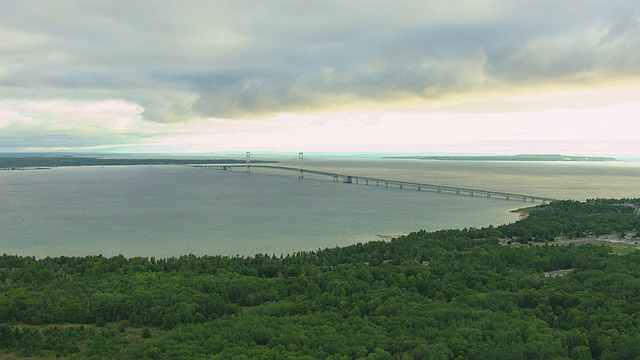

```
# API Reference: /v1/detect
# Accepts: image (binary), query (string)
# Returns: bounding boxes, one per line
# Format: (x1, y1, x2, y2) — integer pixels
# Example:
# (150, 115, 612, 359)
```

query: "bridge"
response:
(193, 152, 556, 204)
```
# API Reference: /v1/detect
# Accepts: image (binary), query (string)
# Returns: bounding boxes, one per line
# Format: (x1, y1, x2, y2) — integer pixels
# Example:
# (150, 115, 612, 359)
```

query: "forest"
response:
(1, 199, 640, 359)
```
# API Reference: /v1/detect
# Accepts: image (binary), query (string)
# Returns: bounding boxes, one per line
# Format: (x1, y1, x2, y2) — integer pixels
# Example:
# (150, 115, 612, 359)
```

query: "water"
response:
(1, 158, 639, 258)
(298, 157, 640, 200)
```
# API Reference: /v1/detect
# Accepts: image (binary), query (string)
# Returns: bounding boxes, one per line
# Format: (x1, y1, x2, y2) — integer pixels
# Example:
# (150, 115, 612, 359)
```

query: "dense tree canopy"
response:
(1, 199, 639, 359)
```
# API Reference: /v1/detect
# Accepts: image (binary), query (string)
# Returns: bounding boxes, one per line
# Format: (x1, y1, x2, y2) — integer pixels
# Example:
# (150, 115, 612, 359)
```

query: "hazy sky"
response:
(1, 1, 639, 156)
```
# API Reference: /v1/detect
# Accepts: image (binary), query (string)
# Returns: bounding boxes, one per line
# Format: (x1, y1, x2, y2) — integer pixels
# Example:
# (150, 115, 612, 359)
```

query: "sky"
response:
(1, 1, 640, 156)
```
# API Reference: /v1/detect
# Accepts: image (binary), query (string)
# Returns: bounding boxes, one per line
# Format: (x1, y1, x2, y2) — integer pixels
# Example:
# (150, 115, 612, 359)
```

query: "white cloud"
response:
(2, 1, 639, 119)
(0, 1, 640, 155)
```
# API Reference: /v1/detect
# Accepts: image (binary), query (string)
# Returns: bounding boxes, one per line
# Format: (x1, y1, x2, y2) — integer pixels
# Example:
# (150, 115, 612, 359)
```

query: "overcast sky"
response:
(1, 1, 639, 156)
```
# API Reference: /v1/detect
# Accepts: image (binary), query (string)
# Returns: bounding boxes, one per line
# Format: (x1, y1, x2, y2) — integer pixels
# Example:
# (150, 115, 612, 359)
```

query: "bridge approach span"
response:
(193, 164, 556, 203)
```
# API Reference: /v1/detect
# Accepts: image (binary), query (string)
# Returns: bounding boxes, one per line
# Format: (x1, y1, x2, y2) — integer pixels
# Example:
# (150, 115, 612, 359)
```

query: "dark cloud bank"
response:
(1, 1, 639, 122)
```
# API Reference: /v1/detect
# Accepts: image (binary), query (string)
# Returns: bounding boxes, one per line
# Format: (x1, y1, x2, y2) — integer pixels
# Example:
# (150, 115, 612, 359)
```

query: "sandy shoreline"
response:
(374, 206, 534, 242)
(375, 233, 410, 241)
(510, 205, 539, 220)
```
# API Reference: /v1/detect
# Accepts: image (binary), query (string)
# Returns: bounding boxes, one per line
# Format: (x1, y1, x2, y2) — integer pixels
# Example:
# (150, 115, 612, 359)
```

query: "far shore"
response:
(0, 156, 276, 169)
(385, 154, 617, 162)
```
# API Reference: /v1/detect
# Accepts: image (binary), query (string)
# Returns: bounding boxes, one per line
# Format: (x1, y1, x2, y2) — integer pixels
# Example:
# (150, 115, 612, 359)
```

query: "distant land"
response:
(386, 154, 617, 162)
(0, 155, 275, 169)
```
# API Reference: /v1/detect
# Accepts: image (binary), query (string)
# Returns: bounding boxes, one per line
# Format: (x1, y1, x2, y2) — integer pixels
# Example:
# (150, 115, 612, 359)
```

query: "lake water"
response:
(1, 157, 639, 258)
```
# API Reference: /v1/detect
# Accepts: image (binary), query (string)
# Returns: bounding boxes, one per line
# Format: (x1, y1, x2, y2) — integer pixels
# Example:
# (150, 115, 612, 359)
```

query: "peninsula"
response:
(0, 155, 276, 169)
(386, 154, 617, 162)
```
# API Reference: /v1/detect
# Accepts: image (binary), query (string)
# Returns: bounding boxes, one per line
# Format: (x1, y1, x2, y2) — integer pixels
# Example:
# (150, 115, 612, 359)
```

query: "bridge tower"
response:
(298, 152, 304, 179)
(246, 151, 251, 173)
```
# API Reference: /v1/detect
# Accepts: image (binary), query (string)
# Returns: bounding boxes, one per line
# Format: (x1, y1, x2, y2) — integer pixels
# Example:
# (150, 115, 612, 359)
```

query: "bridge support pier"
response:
(298, 152, 304, 179)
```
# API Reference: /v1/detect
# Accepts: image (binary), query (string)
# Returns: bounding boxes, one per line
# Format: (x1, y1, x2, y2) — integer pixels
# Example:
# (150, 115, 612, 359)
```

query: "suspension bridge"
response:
(192, 152, 556, 203)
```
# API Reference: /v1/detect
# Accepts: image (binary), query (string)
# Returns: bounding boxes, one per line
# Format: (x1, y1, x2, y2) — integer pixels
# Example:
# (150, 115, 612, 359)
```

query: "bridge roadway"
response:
(194, 164, 556, 203)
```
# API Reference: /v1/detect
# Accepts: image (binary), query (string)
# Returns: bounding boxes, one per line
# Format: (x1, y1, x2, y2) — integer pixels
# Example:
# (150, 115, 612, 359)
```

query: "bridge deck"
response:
(193, 164, 556, 203)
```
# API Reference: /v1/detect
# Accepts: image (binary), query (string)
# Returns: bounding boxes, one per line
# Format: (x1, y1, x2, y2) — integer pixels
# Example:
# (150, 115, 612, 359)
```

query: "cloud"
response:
(0, 99, 148, 151)
(484, 12, 640, 84)
(1, 0, 639, 124)
(1, 1, 640, 156)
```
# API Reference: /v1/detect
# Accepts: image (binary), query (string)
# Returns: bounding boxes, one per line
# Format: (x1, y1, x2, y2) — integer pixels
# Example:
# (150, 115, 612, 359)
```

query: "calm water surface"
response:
(1, 158, 638, 258)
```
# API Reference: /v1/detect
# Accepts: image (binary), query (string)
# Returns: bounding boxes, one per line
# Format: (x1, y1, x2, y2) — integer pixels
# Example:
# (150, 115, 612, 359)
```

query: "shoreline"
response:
(510, 205, 539, 220)
(1, 167, 51, 171)
(375, 233, 410, 242)
(385, 154, 617, 162)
